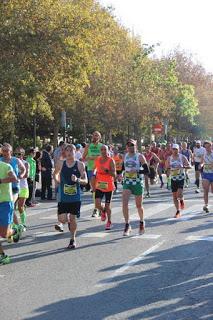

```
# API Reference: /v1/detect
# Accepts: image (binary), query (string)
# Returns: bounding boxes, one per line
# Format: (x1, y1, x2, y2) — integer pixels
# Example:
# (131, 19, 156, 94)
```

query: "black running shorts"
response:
(58, 202, 81, 215)
(171, 179, 184, 193)
(95, 189, 113, 204)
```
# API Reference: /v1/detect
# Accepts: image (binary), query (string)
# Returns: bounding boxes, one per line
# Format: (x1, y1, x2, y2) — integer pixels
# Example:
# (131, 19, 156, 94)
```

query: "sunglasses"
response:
(127, 143, 135, 147)
(15, 153, 23, 156)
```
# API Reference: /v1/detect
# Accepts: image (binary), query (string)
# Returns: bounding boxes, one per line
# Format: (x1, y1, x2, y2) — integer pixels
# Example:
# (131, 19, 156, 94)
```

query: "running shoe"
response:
(9, 224, 24, 243)
(101, 209, 106, 222)
(55, 224, 64, 232)
(139, 221, 145, 235)
(91, 209, 99, 218)
(180, 199, 185, 210)
(203, 205, 209, 213)
(0, 254, 11, 265)
(195, 189, 200, 194)
(105, 220, 112, 230)
(145, 193, 150, 198)
(67, 239, 76, 250)
(174, 211, 181, 218)
(160, 182, 164, 188)
(123, 223, 131, 236)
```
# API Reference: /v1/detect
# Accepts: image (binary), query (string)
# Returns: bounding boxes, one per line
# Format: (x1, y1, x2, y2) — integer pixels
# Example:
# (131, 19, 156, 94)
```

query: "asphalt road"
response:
(1, 174, 213, 320)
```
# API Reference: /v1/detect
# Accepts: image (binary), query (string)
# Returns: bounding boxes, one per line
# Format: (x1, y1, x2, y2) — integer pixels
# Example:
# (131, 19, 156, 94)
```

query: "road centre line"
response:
(96, 240, 165, 287)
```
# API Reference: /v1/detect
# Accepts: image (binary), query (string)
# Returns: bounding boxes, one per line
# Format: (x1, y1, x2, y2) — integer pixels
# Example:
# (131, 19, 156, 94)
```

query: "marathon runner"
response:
(82, 131, 102, 217)
(180, 142, 192, 187)
(0, 159, 23, 265)
(144, 144, 160, 197)
(112, 147, 123, 193)
(53, 144, 87, 249)
(0, 143, 26, 222)
(200, 141, 213, 213)
(94, 145, 116, 230)
(164, 143, 173, 190)
(166, 144, 191, 218)
(120, 139, 149, 236)
(15, 148, 29, 228)
(157, 144, 166, 188)
(193, 140, 205, 193)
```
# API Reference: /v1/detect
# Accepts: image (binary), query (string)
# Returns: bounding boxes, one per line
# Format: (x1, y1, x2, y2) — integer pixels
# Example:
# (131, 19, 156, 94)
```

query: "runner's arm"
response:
(0, 169, 18, 184)
(183, 156, 191, 169)
(139, 154, 149, 174)
(75, 162, 88, 185)
(53, 160, 63, 184)
(109, 159, 117, 178)
(17, 158, 26, 179)
(23, 162, 29, 179)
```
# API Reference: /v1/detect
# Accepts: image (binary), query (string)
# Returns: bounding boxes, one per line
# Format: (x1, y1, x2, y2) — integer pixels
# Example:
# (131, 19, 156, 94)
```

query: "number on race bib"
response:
(64, 184, 77, 195)
(125, 172, 137, 179)
(97, 181, 109, 190)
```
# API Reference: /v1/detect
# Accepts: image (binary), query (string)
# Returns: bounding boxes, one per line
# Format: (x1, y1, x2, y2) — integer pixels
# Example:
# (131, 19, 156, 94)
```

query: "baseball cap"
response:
(196, 140, 201, 144)
(76, 144, 82, 149)
(126, 139, 137, 146)
(172, 144, 179, 150)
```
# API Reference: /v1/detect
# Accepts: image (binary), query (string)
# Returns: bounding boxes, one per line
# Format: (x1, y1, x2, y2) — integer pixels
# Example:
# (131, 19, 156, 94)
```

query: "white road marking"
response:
(34, 231, 64, 237)
(79, 232, 108, 238)
(96, 241, 165, 287)
(131, 203, 173, 220)
(131, 234, 161, 239)
(186, 236, 213, 242)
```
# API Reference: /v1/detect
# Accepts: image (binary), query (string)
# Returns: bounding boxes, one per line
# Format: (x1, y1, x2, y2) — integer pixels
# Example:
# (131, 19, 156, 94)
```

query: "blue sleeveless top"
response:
(0, 156, 20, 193)
(58, 161, 81, 203)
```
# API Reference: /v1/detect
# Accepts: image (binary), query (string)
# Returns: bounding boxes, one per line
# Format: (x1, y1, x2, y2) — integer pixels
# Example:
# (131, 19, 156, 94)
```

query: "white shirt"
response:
(194, 147, 205, 163)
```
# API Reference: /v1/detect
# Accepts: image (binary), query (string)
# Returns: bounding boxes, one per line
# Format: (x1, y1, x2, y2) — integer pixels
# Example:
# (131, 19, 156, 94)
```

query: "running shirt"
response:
(181, 149, 191, 162)
(123, 153, 143, 185)
(58, 161, 81, 203)
(193, 147, 205, 163)
(203, 151, 213, 173)
(144, 152, 156, 166)
(113, 154, 123, 172)
(87, 143, 102, 171)
(0, 157, 20, 193)
(95, 156, 115, 192)
(169, 154, 185, 181)
(20, 160, 28, 189)
(0, 162, 13, 202)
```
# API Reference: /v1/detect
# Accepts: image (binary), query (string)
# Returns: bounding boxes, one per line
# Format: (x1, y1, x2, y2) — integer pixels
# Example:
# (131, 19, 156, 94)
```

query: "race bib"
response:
(97, 181, 109, 190)
(125, 172, 137, 179)
(64, 184, 77, 195)
(171, 169, 181, 177)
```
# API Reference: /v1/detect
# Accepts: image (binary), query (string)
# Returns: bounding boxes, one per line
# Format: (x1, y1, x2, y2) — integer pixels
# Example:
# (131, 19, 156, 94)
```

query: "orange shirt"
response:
(95, 156, 115, 192)
(113, 154, 123, 172)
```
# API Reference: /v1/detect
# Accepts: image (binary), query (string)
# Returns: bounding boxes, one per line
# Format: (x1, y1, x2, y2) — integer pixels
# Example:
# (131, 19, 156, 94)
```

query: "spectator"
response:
(26, 148, 36, 207)
(41, 145, 53, 200)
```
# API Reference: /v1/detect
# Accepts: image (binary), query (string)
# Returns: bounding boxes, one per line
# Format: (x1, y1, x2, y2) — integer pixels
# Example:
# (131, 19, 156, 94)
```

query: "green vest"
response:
(87, 143, 102, 170)
(0, 162, 13, 202)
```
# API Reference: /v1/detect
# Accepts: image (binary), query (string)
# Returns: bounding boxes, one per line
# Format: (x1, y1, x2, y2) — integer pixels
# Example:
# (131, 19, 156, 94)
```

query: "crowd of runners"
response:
(0, 132, 212, 264)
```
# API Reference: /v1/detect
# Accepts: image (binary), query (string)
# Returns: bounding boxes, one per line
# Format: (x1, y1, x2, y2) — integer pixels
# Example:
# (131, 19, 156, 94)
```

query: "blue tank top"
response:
(58, 161, 81, 203)
(181, 149, 190, 161)
(0, 156, 20, 193)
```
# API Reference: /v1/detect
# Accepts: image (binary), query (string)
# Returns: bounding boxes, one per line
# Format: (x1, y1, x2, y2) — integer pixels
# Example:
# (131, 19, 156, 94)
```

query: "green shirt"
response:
(26, 156, 36, 180)
(0, 162, 13, 202)
(87, 143, 102, 171)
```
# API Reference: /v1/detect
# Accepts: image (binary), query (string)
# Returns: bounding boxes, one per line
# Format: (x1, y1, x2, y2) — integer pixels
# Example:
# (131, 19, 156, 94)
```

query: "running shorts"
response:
(58, 202, 81, 216)
(87, 170, 96, 181)
(19, 188, 29, 199)
(95, 189, 113, 203)
(123, 182, 144, 196)
(202, 172, 213, 183)
(194, 162, 201, 172)
(148, 167, 156, 180)
(171, 179, 184, 193)
(0, 202, 14, 226)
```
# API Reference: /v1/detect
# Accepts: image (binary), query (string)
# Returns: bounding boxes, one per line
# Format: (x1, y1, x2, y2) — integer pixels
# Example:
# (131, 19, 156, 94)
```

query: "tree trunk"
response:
(53, 123, 60, 148)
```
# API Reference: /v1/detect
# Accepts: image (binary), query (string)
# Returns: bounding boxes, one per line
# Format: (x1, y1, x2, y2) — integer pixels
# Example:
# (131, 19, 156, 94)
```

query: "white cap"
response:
(172, 144, 179, 150)
(196, 140, 201, 144)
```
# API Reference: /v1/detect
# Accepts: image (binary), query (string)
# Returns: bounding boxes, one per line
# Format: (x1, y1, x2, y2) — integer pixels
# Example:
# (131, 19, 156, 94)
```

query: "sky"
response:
(99, 0, 213, 73)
